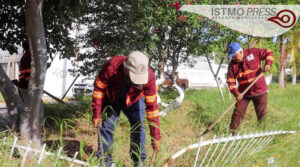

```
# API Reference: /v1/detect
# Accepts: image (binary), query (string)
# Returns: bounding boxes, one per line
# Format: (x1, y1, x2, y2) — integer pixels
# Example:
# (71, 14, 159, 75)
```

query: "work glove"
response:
(263, 65, 271, 72)
(93, 118, 102, 128)
(151, 140, 161, 151)
(236, 92, 243, 101)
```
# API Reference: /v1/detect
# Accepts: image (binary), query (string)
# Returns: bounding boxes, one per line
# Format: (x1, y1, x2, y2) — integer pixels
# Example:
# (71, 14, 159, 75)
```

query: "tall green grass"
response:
(186, 84, 300, 133)
(240, 84, 300, 166)
(184, 84, 300, 166)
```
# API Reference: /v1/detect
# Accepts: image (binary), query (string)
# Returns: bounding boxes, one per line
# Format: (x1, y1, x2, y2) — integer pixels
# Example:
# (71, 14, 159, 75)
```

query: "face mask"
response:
(133, 84, 143, 90)
(124, 76, 143, 90)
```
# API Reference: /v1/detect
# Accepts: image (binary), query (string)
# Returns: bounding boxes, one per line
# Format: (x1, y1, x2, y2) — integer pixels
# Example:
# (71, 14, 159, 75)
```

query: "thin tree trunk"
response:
(226, 84, 232, 100)
(206, 55, 225, 103)
(0, 66, 24, 131)
(292, 73, 297, 85)
(279, 35, 285, 88)
(158, 52, 165, 75)
(172, 62, 178, 78)
(20, 0, 47, 147)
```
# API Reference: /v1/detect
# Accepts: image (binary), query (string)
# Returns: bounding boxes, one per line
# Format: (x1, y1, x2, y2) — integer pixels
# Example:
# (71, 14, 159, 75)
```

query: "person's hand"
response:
(236, 93, 243, 101)
(151, 140, 161, 151)
(93, 118, 102, 128)
(263, 65, 271, 72)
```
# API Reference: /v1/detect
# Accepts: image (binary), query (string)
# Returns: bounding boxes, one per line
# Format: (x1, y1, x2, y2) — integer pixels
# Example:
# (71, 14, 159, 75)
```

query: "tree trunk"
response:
(206, 55, 225, 103)
(172, 62, 178, 78)
(226, 84, 232, 100)
(158, 52, 165, 76)
(279, 35, 285, 88)
(292, 73, 297, 85)
(20, 0, 47, 147)
(0, 66, 24, 131)
(171, 50, 180, 78)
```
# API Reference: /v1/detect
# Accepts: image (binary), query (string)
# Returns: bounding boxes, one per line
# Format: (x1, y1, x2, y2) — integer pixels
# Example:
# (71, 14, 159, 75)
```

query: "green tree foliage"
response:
(77, 0, 240, 76)
(0, 0, 88, 58)
(0, 0, 90, 145)
(246, 37, 280, 76)
(286, 23, 300, 77)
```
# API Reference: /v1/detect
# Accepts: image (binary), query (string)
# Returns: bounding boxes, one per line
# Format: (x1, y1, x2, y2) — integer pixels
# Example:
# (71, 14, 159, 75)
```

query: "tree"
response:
(0, 0, 87, 57)
(202, 34, 239, 102)
(263, 0, 300, 88)
(286, 23, 300, 85)
(74, 0, 135, 76)
(77, 0, 239, 77)
(20, 0, 48, 146)
(76, 0, 240, 105)
(0, 0, 88, 145)
(278, 35, 287, 88)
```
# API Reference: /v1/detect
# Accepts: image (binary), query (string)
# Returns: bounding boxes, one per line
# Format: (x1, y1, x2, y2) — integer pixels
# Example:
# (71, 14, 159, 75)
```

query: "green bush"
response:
(159, 86, 179, 102)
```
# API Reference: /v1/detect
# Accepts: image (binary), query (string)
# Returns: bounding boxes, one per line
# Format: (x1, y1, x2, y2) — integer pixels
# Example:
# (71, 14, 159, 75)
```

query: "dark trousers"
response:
(97, 98, 146, 167)
(230, 93, 268, 130)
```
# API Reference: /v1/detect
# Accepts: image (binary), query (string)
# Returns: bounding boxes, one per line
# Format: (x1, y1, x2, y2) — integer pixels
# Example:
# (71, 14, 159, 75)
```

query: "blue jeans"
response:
(97, 98, 146, 167)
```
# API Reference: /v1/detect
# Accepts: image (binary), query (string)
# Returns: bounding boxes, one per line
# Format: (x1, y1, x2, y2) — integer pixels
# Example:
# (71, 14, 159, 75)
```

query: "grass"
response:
(239, 84, 300, 167)
(0, 84, 299, 166)
(184, 83, 300, 166)
(0, 93, 3, 102)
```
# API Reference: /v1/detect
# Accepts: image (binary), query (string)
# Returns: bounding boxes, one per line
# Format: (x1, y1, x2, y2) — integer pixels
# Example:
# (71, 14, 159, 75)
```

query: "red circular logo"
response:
(267, 9, 296, 28)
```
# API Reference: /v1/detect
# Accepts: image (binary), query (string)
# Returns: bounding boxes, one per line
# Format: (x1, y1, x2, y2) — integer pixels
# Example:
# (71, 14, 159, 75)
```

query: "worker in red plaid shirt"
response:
(226, 42, 274, 134)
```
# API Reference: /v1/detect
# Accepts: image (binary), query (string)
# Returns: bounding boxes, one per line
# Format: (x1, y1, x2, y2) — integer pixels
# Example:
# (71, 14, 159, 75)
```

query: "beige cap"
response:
(123, 51, 149, 85)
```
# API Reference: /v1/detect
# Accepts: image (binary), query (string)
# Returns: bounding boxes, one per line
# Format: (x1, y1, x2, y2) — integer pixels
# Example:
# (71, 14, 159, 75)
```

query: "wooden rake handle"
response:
(150, 150, 158, 167)
(200, 73, 264, 137)
(97, 126, 106, 166)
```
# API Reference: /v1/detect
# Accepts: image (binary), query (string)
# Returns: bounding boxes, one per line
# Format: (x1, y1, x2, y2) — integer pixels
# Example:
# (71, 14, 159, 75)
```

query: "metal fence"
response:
(1, 137, 99, 167)
(164, 130, 296, 167)
(0, 130, 296, 167)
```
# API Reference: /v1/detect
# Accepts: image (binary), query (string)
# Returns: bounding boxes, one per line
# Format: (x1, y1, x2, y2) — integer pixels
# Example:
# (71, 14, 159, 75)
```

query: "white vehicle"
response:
(72, 79, 94, 97)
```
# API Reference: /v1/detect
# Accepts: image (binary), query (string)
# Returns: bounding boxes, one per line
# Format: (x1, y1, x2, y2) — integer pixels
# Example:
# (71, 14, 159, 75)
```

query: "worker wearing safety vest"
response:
(17, 38, 44, 125)
(226, 42, 274, 135)
(19, 39, 31, 89)
(92, 51, 160, 167)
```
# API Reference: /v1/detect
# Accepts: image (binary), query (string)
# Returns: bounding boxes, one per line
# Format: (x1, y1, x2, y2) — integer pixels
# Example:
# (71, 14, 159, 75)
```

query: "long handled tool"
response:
(97, 125, 106, 166)
(150, 150, 158, 167)
(200, 73, 264, 137)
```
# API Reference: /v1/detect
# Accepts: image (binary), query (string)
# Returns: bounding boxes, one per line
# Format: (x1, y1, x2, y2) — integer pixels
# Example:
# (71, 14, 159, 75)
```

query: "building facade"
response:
(0, 53, 22, 80)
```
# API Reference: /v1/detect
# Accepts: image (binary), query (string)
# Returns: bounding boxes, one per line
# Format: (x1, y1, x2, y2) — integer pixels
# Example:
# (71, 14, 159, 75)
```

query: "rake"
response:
(200, 73, 264, 137)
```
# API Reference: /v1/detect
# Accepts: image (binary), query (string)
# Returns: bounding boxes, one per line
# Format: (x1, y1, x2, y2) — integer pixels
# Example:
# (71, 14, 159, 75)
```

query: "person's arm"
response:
(92, 63, 110, 127)
(227, 63, 242, 100)
(256, 48, 274, 72)
(144, 69, 161, 150)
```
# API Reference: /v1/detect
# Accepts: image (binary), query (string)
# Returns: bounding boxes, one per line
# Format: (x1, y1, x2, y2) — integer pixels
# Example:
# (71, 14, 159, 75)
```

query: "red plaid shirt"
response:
(92, 56, 160, 140)
(227, 48, 274, 97)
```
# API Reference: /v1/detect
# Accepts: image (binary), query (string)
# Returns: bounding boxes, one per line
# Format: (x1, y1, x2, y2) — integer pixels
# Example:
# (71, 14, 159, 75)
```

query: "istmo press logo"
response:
(180, 5, 300, 37)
